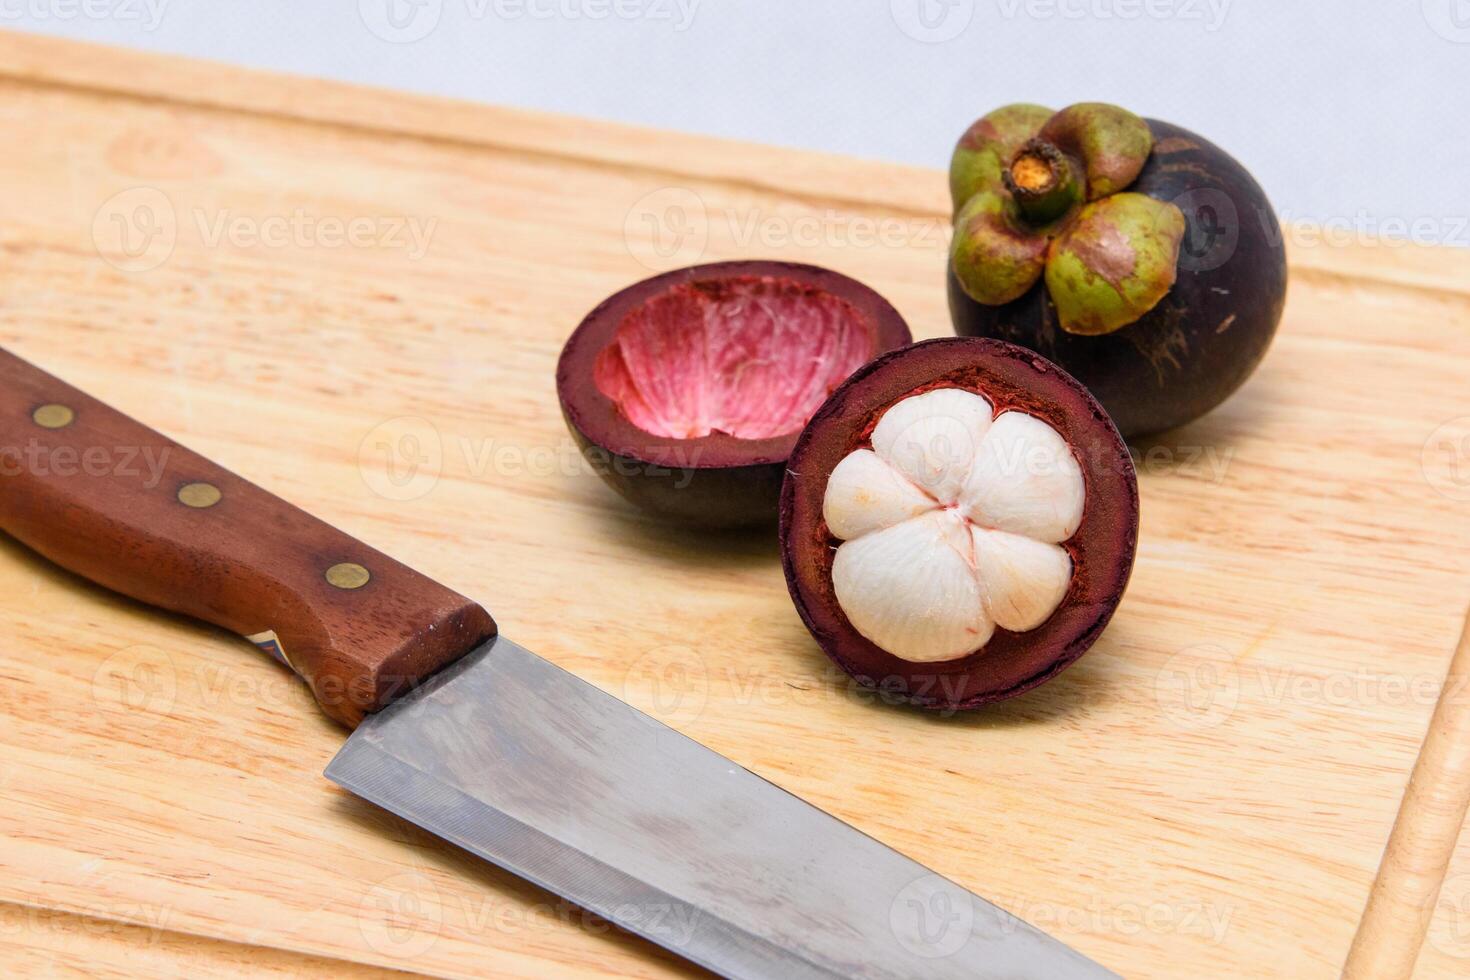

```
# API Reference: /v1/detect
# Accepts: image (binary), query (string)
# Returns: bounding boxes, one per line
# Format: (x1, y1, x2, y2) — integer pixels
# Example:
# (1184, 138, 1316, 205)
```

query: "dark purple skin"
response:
(949, 120, 1288, 439)
(559, 261, 912, 528)
(780, 338, 1139, 711)
(562, 424, 786, 528)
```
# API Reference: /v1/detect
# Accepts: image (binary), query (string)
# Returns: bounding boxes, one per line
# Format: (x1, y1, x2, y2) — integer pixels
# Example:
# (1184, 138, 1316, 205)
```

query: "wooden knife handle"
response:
(0, 349, 496, 728)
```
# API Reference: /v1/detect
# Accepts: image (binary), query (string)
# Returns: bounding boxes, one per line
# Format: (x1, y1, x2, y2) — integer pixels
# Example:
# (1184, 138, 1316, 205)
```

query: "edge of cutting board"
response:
(0, 28, 1467, 978)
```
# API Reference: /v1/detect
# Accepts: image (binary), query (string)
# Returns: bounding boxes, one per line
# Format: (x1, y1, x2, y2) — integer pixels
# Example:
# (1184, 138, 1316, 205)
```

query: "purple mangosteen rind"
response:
(560, 419, 788, 529)
(779, 337, 1139, 711)
(558, 260, 913, 528)
(949, 113, 1288, 439)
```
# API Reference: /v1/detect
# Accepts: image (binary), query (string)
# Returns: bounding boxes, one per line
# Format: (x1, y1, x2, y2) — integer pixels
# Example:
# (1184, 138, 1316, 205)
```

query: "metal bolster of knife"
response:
(0, 348, 497, 728)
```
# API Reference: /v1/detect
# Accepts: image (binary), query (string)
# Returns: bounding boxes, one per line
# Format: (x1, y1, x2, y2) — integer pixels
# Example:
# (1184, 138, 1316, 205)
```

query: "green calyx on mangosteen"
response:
(950, 102, 1185, 336)
(948, 102, 1288, 438)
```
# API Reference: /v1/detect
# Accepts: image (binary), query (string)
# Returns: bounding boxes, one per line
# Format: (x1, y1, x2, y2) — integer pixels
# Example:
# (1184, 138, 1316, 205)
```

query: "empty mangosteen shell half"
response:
(950, 120, 1288, 439)
(780, 337, 1139, 710)
(559, 261, 913, 528)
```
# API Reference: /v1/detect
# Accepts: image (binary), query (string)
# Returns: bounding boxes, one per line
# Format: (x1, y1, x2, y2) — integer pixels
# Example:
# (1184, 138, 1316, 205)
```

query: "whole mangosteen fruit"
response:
(559, 261, 913, 527)
(780, 337, 1138, 711)
(947, 102, 1287, 438)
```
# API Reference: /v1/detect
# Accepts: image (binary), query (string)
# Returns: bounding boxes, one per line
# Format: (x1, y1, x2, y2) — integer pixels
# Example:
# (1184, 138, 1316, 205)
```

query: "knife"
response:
(0, 347, 1117, 979)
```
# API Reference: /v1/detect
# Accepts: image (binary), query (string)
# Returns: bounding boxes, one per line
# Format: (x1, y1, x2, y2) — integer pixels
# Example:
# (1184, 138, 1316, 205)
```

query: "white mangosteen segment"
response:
(959, 412, 1084, 543)
(870, 388, 993, 502)
(822, 449, 938, 541)
(821, 395, 1085, 663)
(970, 529, 1073, 631)
(830, 511, 995, 664)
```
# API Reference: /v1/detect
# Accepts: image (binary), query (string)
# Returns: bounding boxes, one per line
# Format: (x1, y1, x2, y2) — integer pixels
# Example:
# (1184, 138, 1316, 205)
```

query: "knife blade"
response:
(0, 348, 1116, 979)
(329, 636, 1115, 978)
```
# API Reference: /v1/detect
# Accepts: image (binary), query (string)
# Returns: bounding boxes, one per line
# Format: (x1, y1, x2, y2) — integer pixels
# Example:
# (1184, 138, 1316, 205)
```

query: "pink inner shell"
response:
(593, 276, 878, 440)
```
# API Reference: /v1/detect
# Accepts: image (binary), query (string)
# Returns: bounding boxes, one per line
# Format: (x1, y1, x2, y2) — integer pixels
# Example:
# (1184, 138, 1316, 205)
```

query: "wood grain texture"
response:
(0, 899, 416, 979)
(1418, 812, 1470, 976)
(1346, 609, 1470, 978)
(0, 31, 1466, 980)
(0, 348, 496, 728)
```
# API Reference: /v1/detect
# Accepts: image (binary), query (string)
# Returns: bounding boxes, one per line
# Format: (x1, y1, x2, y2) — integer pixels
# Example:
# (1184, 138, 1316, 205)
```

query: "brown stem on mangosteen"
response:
(1002, 139, 1081, 225)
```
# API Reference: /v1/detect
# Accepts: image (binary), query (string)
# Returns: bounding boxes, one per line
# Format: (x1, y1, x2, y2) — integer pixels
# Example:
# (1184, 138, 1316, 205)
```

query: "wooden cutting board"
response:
(0, 31, 1467, 980)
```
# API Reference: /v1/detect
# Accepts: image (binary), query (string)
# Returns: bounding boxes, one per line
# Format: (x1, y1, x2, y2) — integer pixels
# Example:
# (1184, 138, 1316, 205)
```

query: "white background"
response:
(7, 1, 1468, 242)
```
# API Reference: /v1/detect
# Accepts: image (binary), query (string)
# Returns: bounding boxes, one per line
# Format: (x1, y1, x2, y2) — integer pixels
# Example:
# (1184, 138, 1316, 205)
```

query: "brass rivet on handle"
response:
(326, 562, 371, 590)
(32, 404, 75, 429)
(177, 482, 222, 509)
